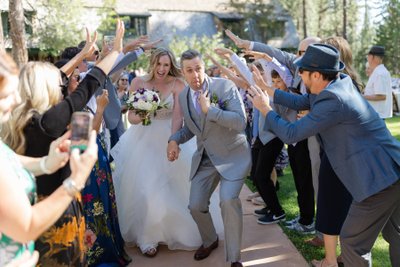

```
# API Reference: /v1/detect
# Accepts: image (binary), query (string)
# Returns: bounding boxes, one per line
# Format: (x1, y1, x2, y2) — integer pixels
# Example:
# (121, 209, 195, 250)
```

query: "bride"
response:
(111, 47, 223, 257)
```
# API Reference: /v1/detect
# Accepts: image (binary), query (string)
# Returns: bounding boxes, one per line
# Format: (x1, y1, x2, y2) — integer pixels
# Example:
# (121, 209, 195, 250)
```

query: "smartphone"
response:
(70, 112, 93, 153)
(103, 35, 115, 51)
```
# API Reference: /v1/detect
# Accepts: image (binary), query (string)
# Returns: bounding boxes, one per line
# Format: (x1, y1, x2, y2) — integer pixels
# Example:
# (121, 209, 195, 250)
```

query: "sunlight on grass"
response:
(244, 116, 400, 266)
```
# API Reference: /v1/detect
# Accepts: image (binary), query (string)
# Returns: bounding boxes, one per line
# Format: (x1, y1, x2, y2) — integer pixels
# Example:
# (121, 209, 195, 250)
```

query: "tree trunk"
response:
(302, 0, 307, 38)
(343, 0, 347, 39)
(0, 12, 4, 52)
(9, 0, 28, 66)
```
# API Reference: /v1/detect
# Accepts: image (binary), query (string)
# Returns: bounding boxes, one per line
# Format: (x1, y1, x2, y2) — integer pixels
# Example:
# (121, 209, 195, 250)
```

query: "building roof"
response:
(83, 0, 250, 14)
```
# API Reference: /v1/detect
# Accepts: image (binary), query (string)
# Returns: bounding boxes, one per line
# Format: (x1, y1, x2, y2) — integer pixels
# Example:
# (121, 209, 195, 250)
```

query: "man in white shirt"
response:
(364, 45, 393, 119)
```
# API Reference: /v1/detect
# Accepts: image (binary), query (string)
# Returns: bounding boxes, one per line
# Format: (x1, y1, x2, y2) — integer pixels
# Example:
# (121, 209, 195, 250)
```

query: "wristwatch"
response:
(62, 178, 83, 197)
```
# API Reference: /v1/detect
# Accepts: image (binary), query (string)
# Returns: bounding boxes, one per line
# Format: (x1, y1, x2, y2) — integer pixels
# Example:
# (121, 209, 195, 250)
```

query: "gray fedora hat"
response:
(294, 44, 345, 73)
(368, 45, 385, 56)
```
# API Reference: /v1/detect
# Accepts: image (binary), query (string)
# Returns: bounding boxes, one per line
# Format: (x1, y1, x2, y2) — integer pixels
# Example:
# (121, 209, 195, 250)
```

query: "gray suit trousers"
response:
(189, 153, 244, 262)
(340, 179, 400, 267)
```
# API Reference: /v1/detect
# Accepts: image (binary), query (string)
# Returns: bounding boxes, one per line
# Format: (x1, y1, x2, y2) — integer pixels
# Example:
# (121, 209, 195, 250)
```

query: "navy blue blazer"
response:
(264, 74, 400, 202)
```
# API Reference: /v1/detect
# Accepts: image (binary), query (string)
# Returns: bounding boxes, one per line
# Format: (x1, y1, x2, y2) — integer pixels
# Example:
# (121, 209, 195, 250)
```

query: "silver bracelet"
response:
(62, 178, 82, 197)
(40, 156, 52, 174)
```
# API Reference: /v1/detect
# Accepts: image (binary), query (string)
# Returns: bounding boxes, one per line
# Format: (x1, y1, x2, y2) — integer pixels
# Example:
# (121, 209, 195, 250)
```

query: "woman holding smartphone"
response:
(1, 21, 126, 266)
(0, 52, 98, 266)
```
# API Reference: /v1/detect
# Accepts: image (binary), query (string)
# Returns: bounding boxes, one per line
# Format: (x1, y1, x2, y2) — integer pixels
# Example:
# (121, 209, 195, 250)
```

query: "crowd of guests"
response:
(0, 17, 399, 267)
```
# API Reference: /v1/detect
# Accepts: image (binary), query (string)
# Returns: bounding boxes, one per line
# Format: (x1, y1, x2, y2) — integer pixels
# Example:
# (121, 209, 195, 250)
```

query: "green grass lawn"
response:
(245, 116, 400, 266)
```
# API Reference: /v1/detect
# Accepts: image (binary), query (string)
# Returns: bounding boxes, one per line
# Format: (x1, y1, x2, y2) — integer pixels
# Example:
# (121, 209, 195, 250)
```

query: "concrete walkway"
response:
(126, 186, 308, 267)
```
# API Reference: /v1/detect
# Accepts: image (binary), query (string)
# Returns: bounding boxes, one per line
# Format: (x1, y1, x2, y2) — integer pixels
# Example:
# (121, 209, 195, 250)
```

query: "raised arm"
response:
(92, 89, 109, 133)
(40, 20, 125, 137)
(206, 53, 250, 90)
(0, 131, 97, 243)
(60, 28, 98, 76)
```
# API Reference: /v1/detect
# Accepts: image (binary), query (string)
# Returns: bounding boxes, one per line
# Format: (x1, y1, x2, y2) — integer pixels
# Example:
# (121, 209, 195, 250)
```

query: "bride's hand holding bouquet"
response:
(126, 88, 161, 126)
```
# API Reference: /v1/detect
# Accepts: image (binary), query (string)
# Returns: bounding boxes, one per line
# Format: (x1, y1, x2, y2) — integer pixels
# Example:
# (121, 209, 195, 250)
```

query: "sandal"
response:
(311, 259, 338, 267)
(143, 247, 158, 258)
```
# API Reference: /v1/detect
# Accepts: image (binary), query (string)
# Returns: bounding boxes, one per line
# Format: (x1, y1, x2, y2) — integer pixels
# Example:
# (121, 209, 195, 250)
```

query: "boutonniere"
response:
(210, 92, 228, 110)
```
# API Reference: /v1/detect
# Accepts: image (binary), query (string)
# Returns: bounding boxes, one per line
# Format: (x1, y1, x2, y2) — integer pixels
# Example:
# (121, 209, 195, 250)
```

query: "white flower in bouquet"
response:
(126, 88, 161, 125)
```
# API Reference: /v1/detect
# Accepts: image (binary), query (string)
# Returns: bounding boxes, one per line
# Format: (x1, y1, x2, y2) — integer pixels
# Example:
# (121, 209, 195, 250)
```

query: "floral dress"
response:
(82, 109, 131, 266)
(0, 142, 37, 266)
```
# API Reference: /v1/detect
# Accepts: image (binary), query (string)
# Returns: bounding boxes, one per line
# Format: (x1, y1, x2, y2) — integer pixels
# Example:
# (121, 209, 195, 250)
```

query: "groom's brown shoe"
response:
(231, 262, 243, 267)
(194, 238, 219, 260)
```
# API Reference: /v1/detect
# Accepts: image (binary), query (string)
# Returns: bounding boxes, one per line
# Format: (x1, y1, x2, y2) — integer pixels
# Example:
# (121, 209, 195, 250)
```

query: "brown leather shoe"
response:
(306, 236, 324, 247)
(231, 262, 243, 267)
(194, 238, 218, 261)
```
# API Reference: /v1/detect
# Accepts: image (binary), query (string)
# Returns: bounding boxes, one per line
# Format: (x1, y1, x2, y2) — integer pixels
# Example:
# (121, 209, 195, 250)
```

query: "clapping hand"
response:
(225, 29, 250, 50)
(123, 35, 149, 54)
(112, 19, 125, 53)
(45, 131, 72, 174)
(141, 38, 163, 51)
(99, 19, 125, 59)
(252, 65, 268, 91)
(81, 28, 98, 59)
(214, 47, 234, 60)
(69, 130, 98, 189)
(96, 89, 109, 112)
(243, 50, 272, 62)
(247, 85, 272, 116)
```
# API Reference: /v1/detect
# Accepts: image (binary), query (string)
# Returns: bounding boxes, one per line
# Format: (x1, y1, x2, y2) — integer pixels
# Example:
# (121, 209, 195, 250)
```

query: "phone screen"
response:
(70, 112, 93, 153)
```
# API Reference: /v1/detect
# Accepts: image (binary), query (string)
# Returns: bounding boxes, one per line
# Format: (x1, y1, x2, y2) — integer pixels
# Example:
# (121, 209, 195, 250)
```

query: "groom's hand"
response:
(199, 90, 210, 114)
(167, 141, 180, 161)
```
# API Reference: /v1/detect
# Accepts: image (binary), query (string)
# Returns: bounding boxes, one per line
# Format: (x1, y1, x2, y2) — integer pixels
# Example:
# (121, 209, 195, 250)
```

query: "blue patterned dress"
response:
(82, 131, 131, 266)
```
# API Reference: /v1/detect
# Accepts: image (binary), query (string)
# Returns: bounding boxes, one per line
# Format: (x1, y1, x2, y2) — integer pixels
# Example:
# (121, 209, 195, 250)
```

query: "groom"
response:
(167, 49, 251, 267)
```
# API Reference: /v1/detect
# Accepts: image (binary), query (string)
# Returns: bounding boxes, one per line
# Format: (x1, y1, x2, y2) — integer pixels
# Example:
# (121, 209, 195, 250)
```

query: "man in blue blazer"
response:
(248, 44, 400, 267)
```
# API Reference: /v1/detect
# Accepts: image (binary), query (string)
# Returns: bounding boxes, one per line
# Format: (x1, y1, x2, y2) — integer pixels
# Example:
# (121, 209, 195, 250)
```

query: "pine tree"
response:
(374, 0, 400, 75)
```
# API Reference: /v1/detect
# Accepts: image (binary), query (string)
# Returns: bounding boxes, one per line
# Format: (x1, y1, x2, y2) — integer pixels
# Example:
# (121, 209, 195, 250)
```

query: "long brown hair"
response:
(143, 47, 181, 82)
(322, 36, 364, 91)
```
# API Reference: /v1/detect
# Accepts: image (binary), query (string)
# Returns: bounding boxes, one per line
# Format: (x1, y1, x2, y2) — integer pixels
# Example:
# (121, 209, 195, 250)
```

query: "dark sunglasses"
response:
(94, 50, 100, 56)
(120, 78, 128, 82)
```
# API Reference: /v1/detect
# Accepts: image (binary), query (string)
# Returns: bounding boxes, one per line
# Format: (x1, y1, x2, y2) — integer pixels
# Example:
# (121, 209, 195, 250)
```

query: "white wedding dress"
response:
(111, 93, 223, 253)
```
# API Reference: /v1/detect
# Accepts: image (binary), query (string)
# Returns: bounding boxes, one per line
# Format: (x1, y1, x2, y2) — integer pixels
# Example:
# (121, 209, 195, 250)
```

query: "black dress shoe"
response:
(194, 238, 218, 261)
(231, 262, 243, 267)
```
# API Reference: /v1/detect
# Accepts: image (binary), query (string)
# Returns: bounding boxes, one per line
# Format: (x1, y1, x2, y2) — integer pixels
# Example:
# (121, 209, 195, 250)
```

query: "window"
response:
(123, 16, 148, 37)
(1, 11, 34, 36)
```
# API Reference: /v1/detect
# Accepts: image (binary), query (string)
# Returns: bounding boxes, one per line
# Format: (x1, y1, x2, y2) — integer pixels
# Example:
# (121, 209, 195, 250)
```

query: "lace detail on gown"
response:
(110, 93, 223, 253)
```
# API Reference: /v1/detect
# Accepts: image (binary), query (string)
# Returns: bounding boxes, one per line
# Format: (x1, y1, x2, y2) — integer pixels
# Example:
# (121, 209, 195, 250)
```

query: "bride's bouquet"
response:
(126, 88, 161, 126)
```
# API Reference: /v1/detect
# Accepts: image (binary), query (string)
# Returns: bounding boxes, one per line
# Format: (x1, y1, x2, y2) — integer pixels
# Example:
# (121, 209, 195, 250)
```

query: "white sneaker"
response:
(246, 191, 260, 201)
(252, 196, 265, 206)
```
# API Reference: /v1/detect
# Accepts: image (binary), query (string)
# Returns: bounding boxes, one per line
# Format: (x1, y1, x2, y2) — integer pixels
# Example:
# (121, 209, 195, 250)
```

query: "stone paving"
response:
(126, 186, 309, 267)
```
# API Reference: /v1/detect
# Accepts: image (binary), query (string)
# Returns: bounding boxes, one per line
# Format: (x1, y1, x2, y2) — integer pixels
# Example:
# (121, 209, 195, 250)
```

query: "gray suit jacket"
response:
(169, 76, 252, 181)
(99, 50, 141, 130)
(265, 74, 400, 202)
